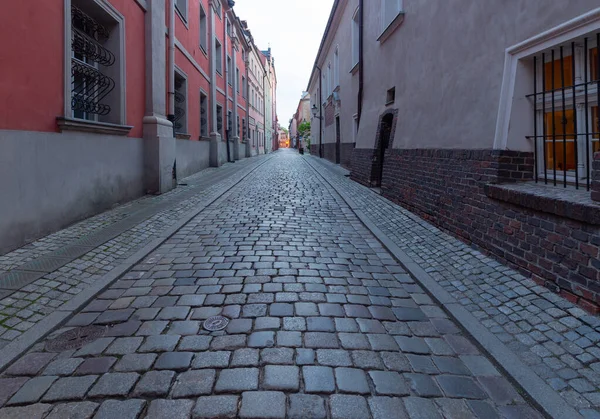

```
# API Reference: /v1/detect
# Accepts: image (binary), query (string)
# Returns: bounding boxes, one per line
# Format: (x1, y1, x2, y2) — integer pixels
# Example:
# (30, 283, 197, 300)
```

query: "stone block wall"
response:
(376, 148, 600, 313)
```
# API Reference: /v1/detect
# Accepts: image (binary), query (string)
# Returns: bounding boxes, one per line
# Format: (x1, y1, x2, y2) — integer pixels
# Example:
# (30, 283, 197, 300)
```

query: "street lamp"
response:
(311, 104, 321, 119)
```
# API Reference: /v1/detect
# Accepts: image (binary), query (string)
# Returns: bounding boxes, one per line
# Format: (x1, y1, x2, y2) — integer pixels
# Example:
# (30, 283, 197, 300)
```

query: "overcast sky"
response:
(233, 0, 334, 127)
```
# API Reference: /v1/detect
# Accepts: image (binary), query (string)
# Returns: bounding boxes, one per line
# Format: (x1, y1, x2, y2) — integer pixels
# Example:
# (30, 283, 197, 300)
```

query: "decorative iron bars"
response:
(174, 91, 186, 132)
(71, 6, 115, 118)
(527, 34, 600, 190)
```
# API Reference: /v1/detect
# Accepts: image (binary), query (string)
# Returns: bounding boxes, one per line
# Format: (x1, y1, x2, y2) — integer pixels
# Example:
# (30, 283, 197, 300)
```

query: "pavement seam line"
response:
(302, 155, 583, 419)
(0, 158, 260, 294)
(0, 155, 273, 374)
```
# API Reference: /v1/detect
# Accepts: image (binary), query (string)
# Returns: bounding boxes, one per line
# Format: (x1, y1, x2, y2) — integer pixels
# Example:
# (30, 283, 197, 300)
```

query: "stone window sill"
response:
(350, 63, 359, 75)
(56, 117, 133, 136)
(485, 182, 600, 225)
(378, 12, 405, 44)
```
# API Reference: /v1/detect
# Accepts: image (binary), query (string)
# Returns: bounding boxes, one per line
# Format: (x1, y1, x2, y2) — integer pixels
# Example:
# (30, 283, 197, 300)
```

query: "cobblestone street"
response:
(0, 150, 545, 418)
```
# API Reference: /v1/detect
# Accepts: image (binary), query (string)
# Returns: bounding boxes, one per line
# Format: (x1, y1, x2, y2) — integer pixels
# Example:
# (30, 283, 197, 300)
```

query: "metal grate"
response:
(527, 33, 600, 190)
(45, 326, 107, 352)
(70, 5, 116, 117)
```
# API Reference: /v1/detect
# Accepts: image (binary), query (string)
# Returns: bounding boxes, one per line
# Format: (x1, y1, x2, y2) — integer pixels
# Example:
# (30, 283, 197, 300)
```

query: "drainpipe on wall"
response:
(168, 0, 176, 136)
(224, 15, 232, 163)
(357, 0, 364, 128)
(317, 65, 323, 158)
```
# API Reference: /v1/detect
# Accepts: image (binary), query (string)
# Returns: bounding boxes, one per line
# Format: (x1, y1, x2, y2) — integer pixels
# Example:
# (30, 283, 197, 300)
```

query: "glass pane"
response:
(544, 110, 576, 171)
(591, 47, 599, 82)
(544, 55, 573, 91)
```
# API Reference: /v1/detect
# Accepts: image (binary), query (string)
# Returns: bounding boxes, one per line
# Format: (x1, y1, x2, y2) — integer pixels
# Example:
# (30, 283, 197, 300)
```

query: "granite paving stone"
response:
(214, 368, 259, 393)
(329, 395, 370, 419)
(74, 358, 116, 376)
(239, 391, 286, 419)
(7, 376, 57, 405)
(87, 373, 139, 398)
(263, 365, 299, 391)
(131, 370, 174, 398)
(288, 394, 327, 419)
(145, 399, 194, 419)
(368, 396, 409, 419)
(334, 368, 370, 394)
(193, 396, 239, 419)
(42, 376, 98, 402)
(94, 400, 146, 419)
(45, 401, 98, 419)
(303, 366, 335, 393)
(171, 369, 216, 398)
(0, 152, 545, 419)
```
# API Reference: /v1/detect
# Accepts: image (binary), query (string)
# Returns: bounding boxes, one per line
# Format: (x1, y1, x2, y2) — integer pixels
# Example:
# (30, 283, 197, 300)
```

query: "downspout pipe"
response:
(224, 15, 232, 163)
(316, 65, 323, 158)
(357, 0, 364, 128)
(168, 0, 175, 136)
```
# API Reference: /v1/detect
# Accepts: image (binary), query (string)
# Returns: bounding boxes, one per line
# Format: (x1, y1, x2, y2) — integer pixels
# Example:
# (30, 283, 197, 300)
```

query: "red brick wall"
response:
(367, 148, 600, 313)
(592, 152, 600, 203)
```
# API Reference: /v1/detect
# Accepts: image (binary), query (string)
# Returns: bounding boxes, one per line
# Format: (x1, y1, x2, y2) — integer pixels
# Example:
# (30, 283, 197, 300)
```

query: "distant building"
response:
(0, 0, 276, 253)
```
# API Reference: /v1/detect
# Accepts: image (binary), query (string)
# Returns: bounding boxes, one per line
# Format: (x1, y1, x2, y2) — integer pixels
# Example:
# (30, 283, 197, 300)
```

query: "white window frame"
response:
(175, 0, 188, 24)
(64, 0, 126, 126)
(216, 39, 223, 75)
(334, 46, 340, 88)
(381, 0, 402, 33)
(199, 5, 208, 54)
(494, 8, 600, 183)
(351, 7, 360, 69)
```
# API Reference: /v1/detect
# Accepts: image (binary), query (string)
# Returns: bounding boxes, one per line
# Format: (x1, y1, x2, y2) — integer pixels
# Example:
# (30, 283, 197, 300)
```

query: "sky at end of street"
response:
(232, 0, 334, 127)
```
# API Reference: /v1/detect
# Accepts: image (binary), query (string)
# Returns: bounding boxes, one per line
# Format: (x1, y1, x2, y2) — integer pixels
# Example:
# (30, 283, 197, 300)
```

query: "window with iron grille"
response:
(199, 5, 207, 53)
(215, 1, 222, 19)
(528, 33, 600, 189)
(217, 105, 223, 137)
(200, 92, 208, 137)
(227, 56, 232, 85)
(216, 40, 223, 75)
(174, 71, 187, 134)
(70, 4, 117, 122)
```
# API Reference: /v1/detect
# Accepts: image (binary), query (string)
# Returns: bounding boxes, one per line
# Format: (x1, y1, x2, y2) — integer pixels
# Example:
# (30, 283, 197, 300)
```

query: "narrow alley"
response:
(0, 151, 547, 418)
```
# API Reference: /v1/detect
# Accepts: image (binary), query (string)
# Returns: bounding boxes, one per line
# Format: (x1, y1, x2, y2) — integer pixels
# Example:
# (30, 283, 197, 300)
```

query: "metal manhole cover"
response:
(203, 316, 229, 331)
(45, 325, 107, 352)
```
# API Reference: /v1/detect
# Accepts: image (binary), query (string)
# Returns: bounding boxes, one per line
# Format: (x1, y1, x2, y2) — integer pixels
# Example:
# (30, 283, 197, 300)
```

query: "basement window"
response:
(386, 87, 396, 105)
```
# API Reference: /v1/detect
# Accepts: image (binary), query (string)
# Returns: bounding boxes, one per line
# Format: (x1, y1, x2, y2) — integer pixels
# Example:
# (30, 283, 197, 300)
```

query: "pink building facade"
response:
(0, 0, 275, 253)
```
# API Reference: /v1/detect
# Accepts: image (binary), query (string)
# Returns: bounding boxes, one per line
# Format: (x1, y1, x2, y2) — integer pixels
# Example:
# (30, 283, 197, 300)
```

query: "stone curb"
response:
(0, 156, 273, 373)
(303, 156, 583, 419)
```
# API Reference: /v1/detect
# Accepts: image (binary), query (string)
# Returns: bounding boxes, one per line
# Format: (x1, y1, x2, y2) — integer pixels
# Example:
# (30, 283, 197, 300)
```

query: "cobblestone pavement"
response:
(0, 157, 269, 348)
(307, 156, 600, 417)
(0, 150, 540, 418)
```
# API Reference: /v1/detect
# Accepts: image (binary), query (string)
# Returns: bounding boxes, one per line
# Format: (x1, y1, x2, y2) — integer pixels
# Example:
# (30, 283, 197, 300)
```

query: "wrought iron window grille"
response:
(70, 5, 116, 119)
(526, 33, 600, 190)
(174, 90, 186, 132)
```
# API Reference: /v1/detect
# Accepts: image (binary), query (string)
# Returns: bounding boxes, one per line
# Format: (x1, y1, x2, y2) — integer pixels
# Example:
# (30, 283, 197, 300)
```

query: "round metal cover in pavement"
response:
(203, 316, 229, 331)
(45, 325, 107, 352)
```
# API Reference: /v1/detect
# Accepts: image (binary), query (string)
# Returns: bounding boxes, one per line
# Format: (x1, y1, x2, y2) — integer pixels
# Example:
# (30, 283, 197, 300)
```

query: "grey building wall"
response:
(0, 130, 145, 254)
(176, 139, 211, 179)
(357, 0, 598, 151)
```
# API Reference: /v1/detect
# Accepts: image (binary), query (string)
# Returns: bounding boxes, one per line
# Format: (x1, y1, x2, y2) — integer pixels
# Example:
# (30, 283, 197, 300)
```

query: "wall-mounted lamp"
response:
(311, 104, 322, 119)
